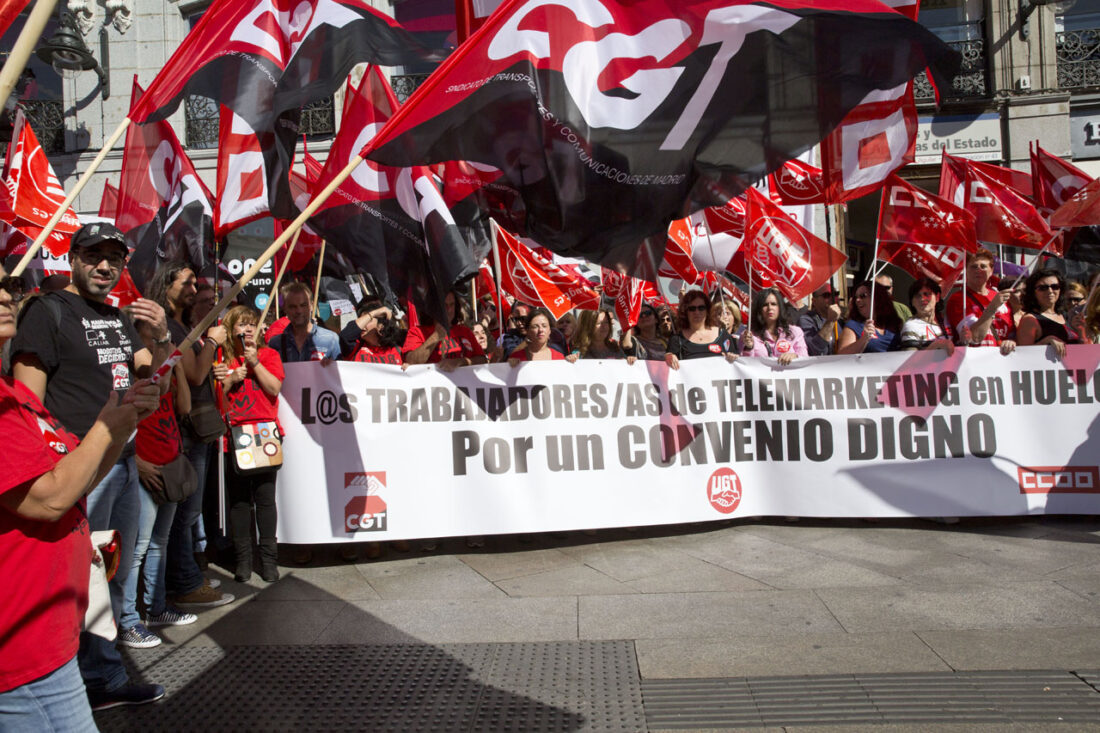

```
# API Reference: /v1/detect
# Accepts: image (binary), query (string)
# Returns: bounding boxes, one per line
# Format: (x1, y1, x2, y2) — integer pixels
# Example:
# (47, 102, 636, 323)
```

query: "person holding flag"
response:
(837, 281, 903, 354)
(944, 248, 1017, 355)
(899, 278, 955, 353)
(740, 288, 807, 365)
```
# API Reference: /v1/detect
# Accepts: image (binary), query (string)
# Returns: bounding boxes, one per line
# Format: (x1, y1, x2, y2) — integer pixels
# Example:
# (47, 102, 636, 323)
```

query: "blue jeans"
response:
(78, 456, 139, 694)
(120, 482, 177, 629)
(166, 437, 210, 596)
(0, 656, 98, 732)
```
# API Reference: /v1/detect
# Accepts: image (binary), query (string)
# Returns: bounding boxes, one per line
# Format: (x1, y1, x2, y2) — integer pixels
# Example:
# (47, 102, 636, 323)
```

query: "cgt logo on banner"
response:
(344, 472, 389, 532)
(707, 467, 742, 514)
(1018, 466, 1099, 494)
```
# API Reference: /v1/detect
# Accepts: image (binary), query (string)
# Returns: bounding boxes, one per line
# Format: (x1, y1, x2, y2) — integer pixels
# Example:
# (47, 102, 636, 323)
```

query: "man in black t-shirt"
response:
(11, 223, 172, 711)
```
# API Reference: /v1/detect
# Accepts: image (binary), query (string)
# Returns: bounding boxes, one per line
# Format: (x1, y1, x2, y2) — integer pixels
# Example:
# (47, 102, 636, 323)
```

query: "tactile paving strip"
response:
(95, 641, 646, 732)
(642, 670, 1100, 728)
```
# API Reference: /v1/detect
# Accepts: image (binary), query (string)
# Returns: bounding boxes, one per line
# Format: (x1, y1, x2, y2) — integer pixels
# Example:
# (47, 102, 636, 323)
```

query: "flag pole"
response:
(868, 188, 887, 324)
(1008, 231, 1061, 291)
(310, 239, 327, 321)
(10, 117, 132, 277)
(0, 0, 59, 113)
(489, 219, 506, 341)
(257, 228, 301, 331)
(701, 217, 728, 313)
(149, 151, 370, 383)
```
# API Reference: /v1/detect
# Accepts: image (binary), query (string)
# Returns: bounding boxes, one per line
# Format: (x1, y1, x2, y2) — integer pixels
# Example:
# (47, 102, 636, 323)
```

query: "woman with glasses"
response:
(1064, 281, 1088, 313)
(621, 303, 667, 362)
(664, 290, 737, 370)
(1016, 268, 1081, 358)
(740, 287, 806, 365)
(836, 281, 903, 354)
(710, 299, 741, 336)
(0, 276, 159, 730)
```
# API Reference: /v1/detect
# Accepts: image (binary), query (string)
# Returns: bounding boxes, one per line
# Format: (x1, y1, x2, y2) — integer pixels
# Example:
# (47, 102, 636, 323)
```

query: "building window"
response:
(914, 0, 988, 100)
(1057, 4, 1100, 91)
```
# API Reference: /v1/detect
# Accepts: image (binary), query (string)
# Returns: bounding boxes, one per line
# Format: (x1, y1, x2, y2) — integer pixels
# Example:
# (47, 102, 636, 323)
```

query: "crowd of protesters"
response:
(1, 223, 1099, 728)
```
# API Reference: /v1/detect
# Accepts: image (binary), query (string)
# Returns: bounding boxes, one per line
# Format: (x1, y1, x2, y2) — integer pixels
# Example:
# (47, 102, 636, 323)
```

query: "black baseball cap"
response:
(70, 222, 128, 254)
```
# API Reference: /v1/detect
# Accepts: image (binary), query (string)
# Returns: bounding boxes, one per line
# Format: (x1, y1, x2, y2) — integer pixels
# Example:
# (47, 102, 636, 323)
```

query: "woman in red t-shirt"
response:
(0, 279, 157, 728)
(213, 305, 285, 583)
(509, 309, 579, 364)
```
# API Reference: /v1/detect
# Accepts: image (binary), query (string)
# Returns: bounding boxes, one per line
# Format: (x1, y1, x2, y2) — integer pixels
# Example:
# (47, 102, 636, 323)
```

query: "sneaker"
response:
(146, 606, 198, 627)
(204, 577, 221, 590)
(117, 624, 161, 649)
(88, 682, 166, 711)
(172, 584, 235, 608)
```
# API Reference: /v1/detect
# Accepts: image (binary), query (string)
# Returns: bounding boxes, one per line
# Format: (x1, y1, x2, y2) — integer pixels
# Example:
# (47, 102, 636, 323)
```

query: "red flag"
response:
(938, 153, 1032, 205)
(128, 0, 434, 128)
(768, 158, 828, 206)
(601, 267, 644, 331)
(1031, 143, 1093, 215)
(962, 161, 1053, 250)
(274, 151, 325, 273)
(495, 225, 600, 319)
(309, 66, 477, 316)
(700, 271, 749, 313)
(99, 181, 119, 219)
(364, 0, 958, 272)
(104, 269, 144, 308)
(703, 196, 747, 239)
(0, 0, 31, 39)
(735, 188, 847, 303)
(1051, 176, 1100, 229)
(214, 107, 273, 238)
(660, 218, 701, 283)
(877, 174, 976, 253)
(879, 241, 967, 290)
(2, 110, 80, 255)
(116, 79, 215, 293)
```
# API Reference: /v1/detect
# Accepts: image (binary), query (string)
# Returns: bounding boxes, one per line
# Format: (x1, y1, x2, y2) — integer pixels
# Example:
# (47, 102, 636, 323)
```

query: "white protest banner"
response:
(275, 346, 1100, 543)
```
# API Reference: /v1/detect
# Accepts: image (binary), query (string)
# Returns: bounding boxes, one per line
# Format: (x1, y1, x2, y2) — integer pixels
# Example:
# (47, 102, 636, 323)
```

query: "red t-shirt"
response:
(136, 390, 181, 466)
(945, 288, 1015, 346)
(350, 344, 404, 365)
(223, 347, 285, 428)
(509, 347, 566, 361)
(0, 377, 89, 693)
(403, 323, 485, 363)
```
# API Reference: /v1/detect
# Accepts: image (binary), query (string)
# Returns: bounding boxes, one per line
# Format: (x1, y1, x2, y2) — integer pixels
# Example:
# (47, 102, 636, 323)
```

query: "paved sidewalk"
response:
(96, 516, 1100, 731)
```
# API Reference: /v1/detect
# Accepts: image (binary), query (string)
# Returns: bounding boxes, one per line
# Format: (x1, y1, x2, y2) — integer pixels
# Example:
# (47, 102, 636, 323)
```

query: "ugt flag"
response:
(365, 0, 959, 275)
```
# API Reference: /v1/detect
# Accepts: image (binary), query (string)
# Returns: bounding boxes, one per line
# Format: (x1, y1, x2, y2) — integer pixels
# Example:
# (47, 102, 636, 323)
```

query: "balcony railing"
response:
(184, 95, 335, 149)
(391, 73, 432, 104)
(914, 38, 988, 101)
(1057, 28, 1100, 91)
(20, 100, 65, 154)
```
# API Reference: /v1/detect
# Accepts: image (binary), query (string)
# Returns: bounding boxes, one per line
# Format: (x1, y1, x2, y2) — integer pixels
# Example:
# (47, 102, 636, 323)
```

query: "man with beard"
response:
(145, 263, 236, 610)
(11, 223, 172, 710)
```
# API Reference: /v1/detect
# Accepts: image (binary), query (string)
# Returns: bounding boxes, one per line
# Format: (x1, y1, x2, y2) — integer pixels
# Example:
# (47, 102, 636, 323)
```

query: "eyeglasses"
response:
(686, 304, 707, 312)
(77, 247, 126, 269)
(816, 291, 838, 299)
(0, 275, 26, 303)
(1067, 297, 1085, 305)
(1035, 284, 1061, 293)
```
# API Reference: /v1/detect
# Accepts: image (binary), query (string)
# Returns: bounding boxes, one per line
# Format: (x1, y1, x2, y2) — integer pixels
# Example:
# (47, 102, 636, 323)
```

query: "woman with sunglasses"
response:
(0, 276, 159, 729)
(621, 303, 667, 362)
(1017, 268, 1081, 358)
(837, 281, 903, 354)
(664, 290, 737, 370)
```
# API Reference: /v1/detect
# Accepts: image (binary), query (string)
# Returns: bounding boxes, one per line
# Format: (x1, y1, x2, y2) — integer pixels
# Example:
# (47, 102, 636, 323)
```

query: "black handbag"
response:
(145, 454, 198, 505)
(186, 375, 228, 443)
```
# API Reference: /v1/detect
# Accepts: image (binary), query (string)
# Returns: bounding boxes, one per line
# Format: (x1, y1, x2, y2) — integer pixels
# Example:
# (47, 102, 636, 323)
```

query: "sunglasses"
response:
(817, 291, 838, 299)
(686, 304, 708, 312)
(1035, 284, 1061, 292)
(77, 247, 127, 269)
(1067, 297, 1085, 305)
(0, 275, 26, 303)
(640, 309, 655, 317)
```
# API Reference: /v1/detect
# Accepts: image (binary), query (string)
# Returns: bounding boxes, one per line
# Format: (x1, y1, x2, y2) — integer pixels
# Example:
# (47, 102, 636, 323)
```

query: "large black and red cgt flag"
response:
(308, 67, 477, 319)
(366, 0, 958, 274)
(116, 80, 215, 294)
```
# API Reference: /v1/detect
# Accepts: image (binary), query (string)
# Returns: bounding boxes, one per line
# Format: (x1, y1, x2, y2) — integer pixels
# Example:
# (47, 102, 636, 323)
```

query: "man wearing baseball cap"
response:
(11, 222, 174, 711)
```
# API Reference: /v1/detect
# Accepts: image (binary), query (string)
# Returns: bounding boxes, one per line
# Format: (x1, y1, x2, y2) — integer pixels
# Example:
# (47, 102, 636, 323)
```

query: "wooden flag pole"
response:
(257, 228, 301, 330)
(11, 116, 132, 277)
(310, 239, 327, 320)
(489, 220, 506, 341)
(0, 0, 58, 112)
(150, 152, 368, 382)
